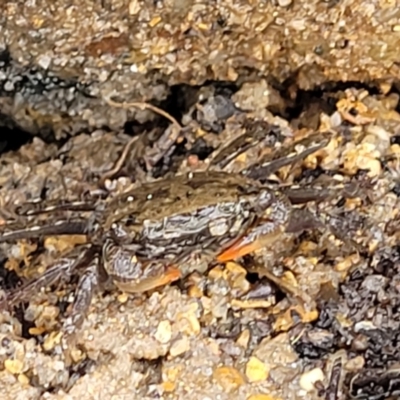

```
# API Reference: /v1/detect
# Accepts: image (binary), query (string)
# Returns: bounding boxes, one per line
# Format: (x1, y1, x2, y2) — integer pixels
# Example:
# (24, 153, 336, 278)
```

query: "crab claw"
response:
(217, 224, 284, 262)
(114, 265, 182, 294)
(217, 238, 264, 262)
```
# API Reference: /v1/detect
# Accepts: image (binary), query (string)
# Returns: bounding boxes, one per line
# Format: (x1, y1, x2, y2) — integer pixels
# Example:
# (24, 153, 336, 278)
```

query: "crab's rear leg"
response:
(5, 244, 96, 308)
(0, 198, 100, 243)
(14, 200, 98, 217)
(4, 244, 104, 335)
(5, 258, 78, 308)
(0, 220, 91, 243)
(63, 253, 103, 335)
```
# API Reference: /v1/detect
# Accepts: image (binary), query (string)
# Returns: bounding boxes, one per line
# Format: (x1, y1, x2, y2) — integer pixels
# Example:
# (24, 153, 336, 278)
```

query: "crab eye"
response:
(111, 223, 132, 239)
(258, 189, 275, 209)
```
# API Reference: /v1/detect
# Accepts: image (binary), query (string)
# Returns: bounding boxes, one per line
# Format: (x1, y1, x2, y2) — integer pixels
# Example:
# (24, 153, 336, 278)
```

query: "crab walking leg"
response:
(244, 135, 330, 180)
(286, 207, 362, 251)
(102, 239, 181, 294)
(282, 181, 363, 205)
(5, 245, 95, 308)
(248, 262, 315, 306)
(0, 220, 90, 243)
(15, 200, 98, 217)
(63, 256, 101, 334)
(6, 259, 77, 307)
(283, 187, 335, 205)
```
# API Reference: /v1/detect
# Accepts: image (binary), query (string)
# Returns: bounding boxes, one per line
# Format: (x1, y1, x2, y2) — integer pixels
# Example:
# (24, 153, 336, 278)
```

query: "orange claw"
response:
(217, 227, 284, 263)
(217, 238, 263, 263)
(114, 266, 182, 294)
(161, 266, 182, 284)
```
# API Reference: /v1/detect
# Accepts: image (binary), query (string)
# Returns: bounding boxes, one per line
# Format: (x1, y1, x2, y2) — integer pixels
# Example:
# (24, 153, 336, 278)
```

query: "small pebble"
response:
(345, 356, 365, 372)
(18, 373, 30, 385)
(155, 320, 172, 344)
(170, 336, 190, 357)
(176, 305, 201, 336)
(43, 331, 63, 352)
(4, 359, 24, 374)
(187, 154, 200, 168)
(236, 329, 250, 348)
(162, 380, 176, 392)
(128, 0, 140, 15)
(299, 368, 324, 392)
(117, 293, 129, 303)
(278, 0, 292, 6)
(245, 356, 269, 382)
(213, 366, 245, 392)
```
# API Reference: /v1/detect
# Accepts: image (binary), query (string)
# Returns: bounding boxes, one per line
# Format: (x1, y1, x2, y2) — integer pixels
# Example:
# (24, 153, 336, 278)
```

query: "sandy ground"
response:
(1, 1, 400, 399)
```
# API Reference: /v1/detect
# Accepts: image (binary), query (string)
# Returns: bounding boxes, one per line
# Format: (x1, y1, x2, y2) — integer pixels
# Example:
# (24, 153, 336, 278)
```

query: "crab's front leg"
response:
(102, 239, 182, 294)
(214, 195, 315, 302)
(280, 184, 365, 251)
(287, 205, 364, 252)
(283, 181, 363, 205)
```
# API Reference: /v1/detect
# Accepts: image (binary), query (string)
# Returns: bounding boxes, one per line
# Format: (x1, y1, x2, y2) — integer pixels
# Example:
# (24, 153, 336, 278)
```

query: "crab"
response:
(0, 126, 361, 334)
